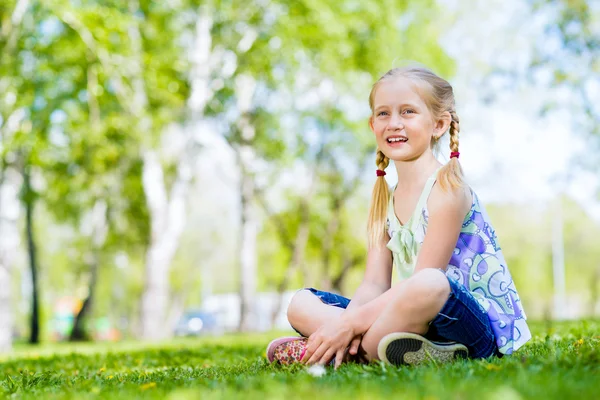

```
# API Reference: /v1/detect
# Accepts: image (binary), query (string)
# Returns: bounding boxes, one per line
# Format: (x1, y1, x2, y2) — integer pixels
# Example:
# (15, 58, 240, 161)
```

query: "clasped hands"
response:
(301, 314, 362, 369)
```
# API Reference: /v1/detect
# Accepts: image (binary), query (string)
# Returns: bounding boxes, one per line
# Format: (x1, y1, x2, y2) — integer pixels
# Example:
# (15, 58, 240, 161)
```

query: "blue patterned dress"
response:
(385, 168, 531, 354)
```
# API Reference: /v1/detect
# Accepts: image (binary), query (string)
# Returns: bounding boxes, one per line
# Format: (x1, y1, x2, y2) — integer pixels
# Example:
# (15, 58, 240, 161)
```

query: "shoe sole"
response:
(377, 332, 468, 366)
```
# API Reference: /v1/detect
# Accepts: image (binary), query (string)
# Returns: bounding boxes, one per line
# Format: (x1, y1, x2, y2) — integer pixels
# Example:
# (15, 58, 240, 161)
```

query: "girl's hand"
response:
(302, 316, 356, 369)
(348, 335, 362, 358)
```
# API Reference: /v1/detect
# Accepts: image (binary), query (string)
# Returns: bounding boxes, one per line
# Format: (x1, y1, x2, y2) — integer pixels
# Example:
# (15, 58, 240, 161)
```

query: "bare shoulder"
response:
(428, 183, 472, 218)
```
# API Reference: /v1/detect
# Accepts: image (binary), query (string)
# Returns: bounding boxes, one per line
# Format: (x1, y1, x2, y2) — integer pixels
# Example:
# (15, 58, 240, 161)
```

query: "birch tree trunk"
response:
(0, 168, 20, 352)
(235, 75, 259, 332)
(0, 0, 31, 353)
(139, 4, 212, 339)
(140, 149, 193, 339)
(0, 165, 11, 352)
(237, 157, 258, 331)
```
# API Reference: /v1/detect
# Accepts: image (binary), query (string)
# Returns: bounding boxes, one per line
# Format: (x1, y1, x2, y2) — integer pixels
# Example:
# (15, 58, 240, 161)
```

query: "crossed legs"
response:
(286, 268, 450, 361)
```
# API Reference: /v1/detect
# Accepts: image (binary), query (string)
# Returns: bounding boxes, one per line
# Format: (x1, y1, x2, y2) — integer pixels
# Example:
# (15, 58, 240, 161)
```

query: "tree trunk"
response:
(22, 164, 39, 344)
(238, 157, 258, 332)
(69, 259, 98, 341)
(0, 0, 32, 353)
(0, 261, 12, 351)
(70, 201, 107, 341)
(0, 165, 20, 352)
(0, 161, 10, 352)
(130, 0, 209, 340)
(331, 253, 364, 294)
(233, 73, 259, 332)
(140, 150, 191, 339)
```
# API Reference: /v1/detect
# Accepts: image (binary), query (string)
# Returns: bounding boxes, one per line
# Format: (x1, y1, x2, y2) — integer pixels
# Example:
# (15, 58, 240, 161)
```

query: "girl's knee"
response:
(403, 268, 450, 305)
(286, 289, 314, 324)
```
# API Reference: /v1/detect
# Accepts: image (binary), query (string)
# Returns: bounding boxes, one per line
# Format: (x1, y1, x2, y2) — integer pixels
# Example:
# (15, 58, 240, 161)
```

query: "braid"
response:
(367, 149, 390, 248)
(437, 110, 465, 191)
(376, 149, 389, 171)
(449, 110, 460, 153)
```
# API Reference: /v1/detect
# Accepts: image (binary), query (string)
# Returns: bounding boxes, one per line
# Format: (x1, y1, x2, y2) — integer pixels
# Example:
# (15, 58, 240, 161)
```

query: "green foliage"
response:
(486, 196, 600, 318)
(0, 321, 599, 399)
(530, 0, 599, 136)
(250, 0, 455, 294)
(8, 0, 596, 346)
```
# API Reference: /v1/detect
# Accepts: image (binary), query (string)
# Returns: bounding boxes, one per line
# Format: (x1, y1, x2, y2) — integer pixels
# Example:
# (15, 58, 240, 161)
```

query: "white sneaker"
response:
(377, 332, 468, 366)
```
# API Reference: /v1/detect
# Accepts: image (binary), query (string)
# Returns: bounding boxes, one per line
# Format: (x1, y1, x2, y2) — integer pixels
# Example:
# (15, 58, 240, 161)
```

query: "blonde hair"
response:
(367, 66, 464, 248)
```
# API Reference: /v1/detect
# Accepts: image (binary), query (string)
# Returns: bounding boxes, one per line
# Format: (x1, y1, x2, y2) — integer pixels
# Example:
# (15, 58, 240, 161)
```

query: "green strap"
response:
(386, 167, 442, 278)
(407, 167, 442, 233)
(387, 166, 442, 231)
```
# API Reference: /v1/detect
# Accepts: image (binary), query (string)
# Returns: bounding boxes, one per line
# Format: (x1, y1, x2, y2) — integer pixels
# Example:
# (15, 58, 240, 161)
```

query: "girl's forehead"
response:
(374, 77, 426, 106)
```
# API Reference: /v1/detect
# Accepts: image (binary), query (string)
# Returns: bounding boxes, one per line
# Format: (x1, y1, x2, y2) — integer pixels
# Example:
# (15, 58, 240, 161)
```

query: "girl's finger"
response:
(334, 349, 345, 369)
(318, 348, 336, 366)
(349, 337, 361, 355)
(306, 343, 327, 366)
(301, 340, 316, 363)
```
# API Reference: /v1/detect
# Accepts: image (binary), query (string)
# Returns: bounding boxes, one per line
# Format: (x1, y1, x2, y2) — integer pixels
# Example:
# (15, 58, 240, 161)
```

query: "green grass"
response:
(0, 321, 598, 399)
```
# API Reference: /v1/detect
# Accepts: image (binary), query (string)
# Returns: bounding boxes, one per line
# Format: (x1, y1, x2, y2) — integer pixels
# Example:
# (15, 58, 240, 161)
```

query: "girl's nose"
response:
(387, 113, 404, 130)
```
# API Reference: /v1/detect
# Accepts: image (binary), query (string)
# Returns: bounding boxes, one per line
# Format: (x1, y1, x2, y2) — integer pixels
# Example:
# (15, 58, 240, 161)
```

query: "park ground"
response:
(0, 320, 598, 399)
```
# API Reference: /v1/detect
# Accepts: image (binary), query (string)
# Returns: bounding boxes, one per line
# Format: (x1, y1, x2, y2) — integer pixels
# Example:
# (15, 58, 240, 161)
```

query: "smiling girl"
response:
(266, 66, 531, 368)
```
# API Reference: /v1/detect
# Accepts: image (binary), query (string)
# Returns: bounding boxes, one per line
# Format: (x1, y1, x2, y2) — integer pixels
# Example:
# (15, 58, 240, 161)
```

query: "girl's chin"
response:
(380, 148, 430, 162)
(380, 147, 410, 159)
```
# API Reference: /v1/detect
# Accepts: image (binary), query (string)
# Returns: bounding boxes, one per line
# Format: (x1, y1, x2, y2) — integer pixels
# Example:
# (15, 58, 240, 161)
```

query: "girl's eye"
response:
(377, 111, 389, 116)
(403, 109, 415, 114)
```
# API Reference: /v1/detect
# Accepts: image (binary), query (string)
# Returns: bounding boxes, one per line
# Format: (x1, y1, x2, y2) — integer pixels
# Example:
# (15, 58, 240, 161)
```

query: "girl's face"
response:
(369, 77, 444, 162)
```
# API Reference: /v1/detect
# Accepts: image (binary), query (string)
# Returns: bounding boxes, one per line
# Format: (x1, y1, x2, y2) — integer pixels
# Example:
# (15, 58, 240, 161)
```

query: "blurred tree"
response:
(0, 0, 191, 342)
(0, 0, 467, 342)
(14, 0, 149, 341)
(529, 0, 599, 138)
(0, 0, 47, 346)
(0, 0, 31, 351)
(487, 196, 600, 319)
(248, 0, 455, 326)
(21, 155, 41, 343)
(127, 0, 196, 341)
(50, 0, 194, 340)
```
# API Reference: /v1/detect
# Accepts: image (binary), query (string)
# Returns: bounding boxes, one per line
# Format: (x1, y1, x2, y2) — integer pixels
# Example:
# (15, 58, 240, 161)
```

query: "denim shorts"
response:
(297, 274, 500, 359)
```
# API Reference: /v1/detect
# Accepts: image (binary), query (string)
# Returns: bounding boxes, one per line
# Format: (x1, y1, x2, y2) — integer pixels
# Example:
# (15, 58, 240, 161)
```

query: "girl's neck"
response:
(393, 151, 442, 190)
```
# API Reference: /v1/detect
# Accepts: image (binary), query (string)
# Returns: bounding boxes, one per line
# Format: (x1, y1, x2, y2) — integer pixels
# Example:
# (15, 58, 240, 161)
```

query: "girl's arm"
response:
(342, 184, 471, 335)
(306, 236, 393, 361)
(412, 183, 471, 274)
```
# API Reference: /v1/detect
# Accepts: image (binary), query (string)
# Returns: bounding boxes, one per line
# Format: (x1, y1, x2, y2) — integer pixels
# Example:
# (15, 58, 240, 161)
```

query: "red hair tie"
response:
(376, 170, 386, 177)
(450, 151, 460, 159)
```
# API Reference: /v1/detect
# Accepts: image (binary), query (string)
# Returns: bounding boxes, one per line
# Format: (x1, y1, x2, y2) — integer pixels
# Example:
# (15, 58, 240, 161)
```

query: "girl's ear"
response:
(434, 111, 452, 137)
(369, 115, 375, 133)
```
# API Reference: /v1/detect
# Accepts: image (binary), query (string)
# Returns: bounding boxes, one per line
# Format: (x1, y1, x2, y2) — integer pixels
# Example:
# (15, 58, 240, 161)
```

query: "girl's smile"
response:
(369, 77, 436, 162)
(385, 135, 408, 147)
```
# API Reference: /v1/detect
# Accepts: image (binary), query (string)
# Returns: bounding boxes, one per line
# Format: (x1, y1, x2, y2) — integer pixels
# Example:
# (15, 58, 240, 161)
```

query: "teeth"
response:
(387, 137, 407, 142)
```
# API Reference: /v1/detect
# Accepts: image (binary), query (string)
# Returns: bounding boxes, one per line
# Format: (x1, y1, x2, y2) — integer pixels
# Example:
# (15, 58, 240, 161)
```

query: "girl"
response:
(266, 66, 531, 369)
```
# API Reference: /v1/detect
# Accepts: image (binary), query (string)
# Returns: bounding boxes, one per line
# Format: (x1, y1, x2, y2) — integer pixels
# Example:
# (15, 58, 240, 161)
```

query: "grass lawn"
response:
(0, 320, 598, 399)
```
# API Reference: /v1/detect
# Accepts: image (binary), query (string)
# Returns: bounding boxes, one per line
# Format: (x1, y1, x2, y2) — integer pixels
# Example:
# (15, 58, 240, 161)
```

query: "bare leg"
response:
(286, 289, 344, 337)
(360, 268, 450, 360)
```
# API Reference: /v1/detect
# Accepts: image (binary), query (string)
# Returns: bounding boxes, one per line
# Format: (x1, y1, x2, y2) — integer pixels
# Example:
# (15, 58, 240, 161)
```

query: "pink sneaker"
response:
(266, 336, 308, 365)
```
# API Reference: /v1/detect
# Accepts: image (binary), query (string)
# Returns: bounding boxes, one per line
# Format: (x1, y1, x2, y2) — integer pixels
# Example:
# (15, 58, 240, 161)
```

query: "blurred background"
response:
(0, 0, 598, 350)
